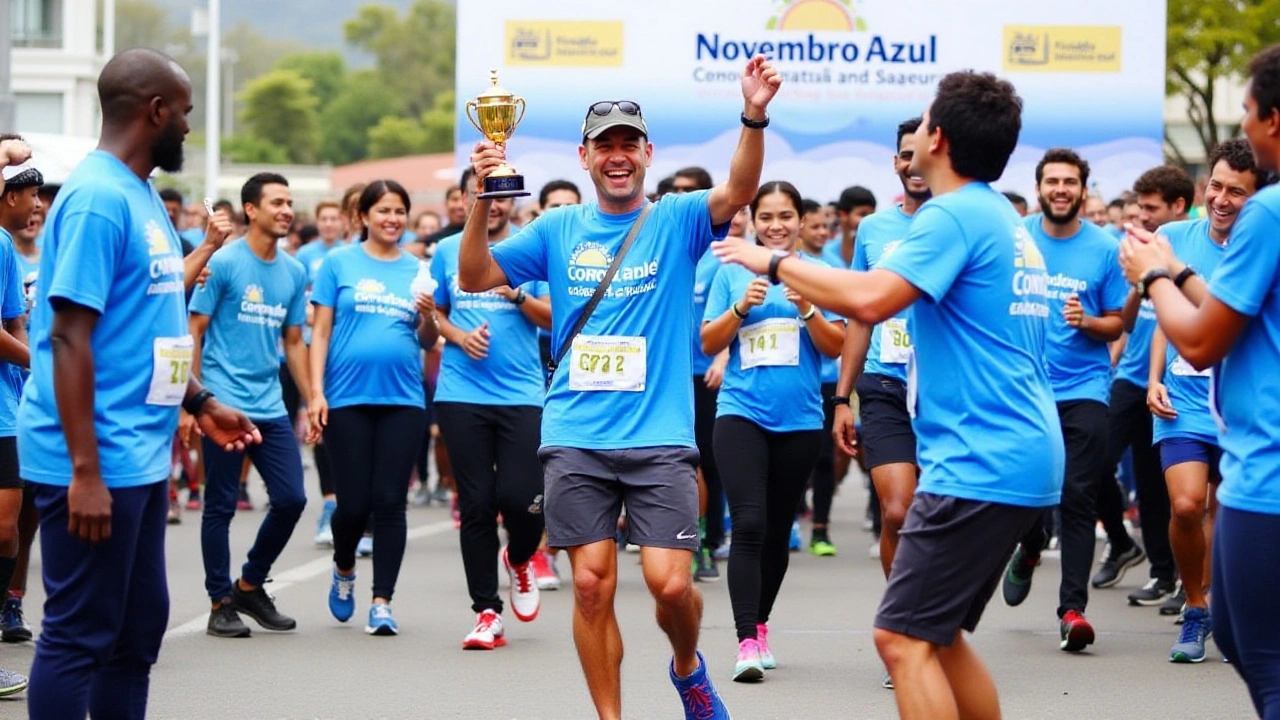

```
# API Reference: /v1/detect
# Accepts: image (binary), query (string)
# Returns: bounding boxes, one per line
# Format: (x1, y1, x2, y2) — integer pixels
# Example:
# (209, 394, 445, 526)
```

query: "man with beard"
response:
(16, 48, 259, 717)
(187, 173, 315, 639)
(462, 55, 781, 720)
(830, 117, 930, 686)
(1000, 148, 1129, 653)
(1102, 166, 1194, 615)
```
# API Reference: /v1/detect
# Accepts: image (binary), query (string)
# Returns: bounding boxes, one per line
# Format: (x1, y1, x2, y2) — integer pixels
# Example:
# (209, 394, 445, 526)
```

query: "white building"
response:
(10, 0, 111, 137)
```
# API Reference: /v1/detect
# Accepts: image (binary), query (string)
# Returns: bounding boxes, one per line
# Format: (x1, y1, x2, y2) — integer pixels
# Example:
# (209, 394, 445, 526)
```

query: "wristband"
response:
(830, 395, 851, 407)
(183, 389, 215, 416)
(800, 306, 816, 321)
(513, 287, 527, 306)
(741, 113, 770, 130)
(767, 250, 789, 285)
(731, 303, 748, 320)
(1173, 266, 1197, 288)
(1138, 268, 1172, 299)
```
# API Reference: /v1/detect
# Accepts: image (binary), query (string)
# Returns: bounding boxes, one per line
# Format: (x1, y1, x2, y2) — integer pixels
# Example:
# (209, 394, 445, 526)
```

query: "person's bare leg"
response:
(1166, 462, 1209, 608)
(567, 540, 623, 720)
(872, 463, 918, 577)
(875, 628, 958, 720)
(640, 546, 702, 677)
(8, 491, 36, 596)
(937, 631, 1002, 720)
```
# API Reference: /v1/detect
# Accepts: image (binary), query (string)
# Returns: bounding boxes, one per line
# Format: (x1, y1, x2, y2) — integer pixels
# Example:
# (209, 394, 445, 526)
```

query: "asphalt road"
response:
(0, 458, 1256, 719)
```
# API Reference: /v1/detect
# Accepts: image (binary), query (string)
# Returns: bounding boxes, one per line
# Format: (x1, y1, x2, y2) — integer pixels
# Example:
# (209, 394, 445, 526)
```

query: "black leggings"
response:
(714, 415, 821, 641)
(325, 404, 426, 601)
(435, 402, 544, 614)
(693, 376, 725, 549)
(809, 382, 838, 526)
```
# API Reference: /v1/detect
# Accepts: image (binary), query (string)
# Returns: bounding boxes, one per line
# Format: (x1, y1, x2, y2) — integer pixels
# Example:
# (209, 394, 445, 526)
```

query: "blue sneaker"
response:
(328, 568, 356, 622)
(670, 651, 730, 720)
(357, 534, 374, 558)
(1, 597, 32, 643)
(314, 500, 336, 547)
(366, 603, 399, 636)
(788, 521, 801, 552)
(0, 667, 27, 697)
(1170, 606, 1211, 663)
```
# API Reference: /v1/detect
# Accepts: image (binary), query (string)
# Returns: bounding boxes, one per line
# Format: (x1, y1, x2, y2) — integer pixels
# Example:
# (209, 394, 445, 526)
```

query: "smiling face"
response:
(362, 191, 408, 246)
(799, 210, 830, 255)
(752, 191, 801, 251)
(1204, 158, 1258, 239)
(1036, 161, 1086, 225)
(246, 183, 295, 240)
(895, 134, 930, 201)
(579, 126, 653, 209)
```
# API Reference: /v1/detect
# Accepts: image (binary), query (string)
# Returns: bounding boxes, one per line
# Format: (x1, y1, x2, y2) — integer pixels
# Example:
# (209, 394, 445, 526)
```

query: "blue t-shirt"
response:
(180, 227, 205, 249)
(706, 255, 831, 432)
(821, 239, 854, 270)
(692, 249, 722, 377)
(0, 230, 26, 437)
(296, 239, 347, 284)
(1205, 185, 1280, 514)
(877, 182, 1064, 508)
(1152, 220, 1224, 445)
(1115, 301, 1157, 389)
(432, 234, 546, 407)
(18, 151, 189, 487)
(310, 244, 425, 409)
(800, 249, 843, 384)
(1026, 217, 1129, 403)
(188, 240, 307, 421)
(853, 206, 915, 382)
(14, 247, 37, 312)
(492, 190, 728, 450)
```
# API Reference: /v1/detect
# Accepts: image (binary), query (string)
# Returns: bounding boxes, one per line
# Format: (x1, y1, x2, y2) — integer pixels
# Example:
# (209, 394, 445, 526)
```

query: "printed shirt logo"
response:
(566, 242, 659, 300)
(1010, 227, 1050, 318)
(355, 278, 386, 295)
(243, 284, 264, 303)
(238, 283, 287, 329)
(146, 220, 171, 256)
(879, 238, 905, 262)
(352, 277, 414, 321)
(449, 274, 518, 312)
(768, 0, 865, 31)
(145, 219, 184, 297)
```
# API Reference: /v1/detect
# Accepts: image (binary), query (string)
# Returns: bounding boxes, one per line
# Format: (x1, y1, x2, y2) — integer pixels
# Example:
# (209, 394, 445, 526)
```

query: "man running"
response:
(1000, 148, 1129, 653)
(461, 55, 781, 720)
(16, 48, 259, 718)
(188, 172, 314, 638)
(713, 70, 1063, 720)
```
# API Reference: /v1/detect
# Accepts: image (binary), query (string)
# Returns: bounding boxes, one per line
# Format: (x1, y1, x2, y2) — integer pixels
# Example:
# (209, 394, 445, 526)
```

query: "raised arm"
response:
(707, 56, 782, 226)
(458, 155, 513, 293)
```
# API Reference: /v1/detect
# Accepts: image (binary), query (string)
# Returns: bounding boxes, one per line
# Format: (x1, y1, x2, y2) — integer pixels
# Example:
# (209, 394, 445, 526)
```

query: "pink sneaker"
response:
(733, 638, 764, 682)
(756, 623, 777, 669)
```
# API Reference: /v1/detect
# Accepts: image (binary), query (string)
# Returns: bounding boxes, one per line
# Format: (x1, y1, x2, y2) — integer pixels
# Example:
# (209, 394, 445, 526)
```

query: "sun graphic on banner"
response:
(767, 0, 866, 31)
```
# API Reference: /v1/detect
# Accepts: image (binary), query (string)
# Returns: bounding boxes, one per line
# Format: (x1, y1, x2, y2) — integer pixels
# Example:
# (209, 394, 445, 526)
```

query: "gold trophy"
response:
(466, 69, 530, 198)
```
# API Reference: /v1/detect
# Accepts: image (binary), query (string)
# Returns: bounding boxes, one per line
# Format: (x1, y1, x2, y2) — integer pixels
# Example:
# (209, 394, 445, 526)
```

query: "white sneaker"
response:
(502, 547, 541, 622)
(462, 609, 506, 650)
(531, 550, 560, 591)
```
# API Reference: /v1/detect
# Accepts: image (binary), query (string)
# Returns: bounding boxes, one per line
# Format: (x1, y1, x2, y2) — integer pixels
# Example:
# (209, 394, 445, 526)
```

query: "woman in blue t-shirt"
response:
(309, 180, 439, 636)
(700, 181, 844, 682)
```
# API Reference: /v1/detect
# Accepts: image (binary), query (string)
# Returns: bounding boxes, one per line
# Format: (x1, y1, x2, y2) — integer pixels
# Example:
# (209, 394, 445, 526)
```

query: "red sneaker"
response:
(502, 548, 541, 622)
(462, 609, 506, 650)
(1059, 609, 1095, 652)
(530, 551, 560, 591)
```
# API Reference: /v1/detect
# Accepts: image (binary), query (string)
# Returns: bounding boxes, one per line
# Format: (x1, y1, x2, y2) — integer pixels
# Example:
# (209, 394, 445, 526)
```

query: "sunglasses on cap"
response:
(585, 101, 642, 119)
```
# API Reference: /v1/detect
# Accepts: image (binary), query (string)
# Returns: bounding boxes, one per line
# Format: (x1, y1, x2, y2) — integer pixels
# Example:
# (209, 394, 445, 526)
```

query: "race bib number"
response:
(147, 335, 194, 406)
(879, 318, 912, 365)
(1171, 355, 1212, 378)
(569, 335, 646, 392)
(905, 349, 918, 420)
(738, 318, 800, 370)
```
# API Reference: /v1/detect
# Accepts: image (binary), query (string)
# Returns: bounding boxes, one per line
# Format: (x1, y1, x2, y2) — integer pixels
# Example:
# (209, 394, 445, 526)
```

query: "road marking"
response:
(164, 519, 456, 640)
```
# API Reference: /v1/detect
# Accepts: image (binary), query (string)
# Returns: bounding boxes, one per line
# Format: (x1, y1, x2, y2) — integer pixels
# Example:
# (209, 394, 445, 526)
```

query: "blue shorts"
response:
(1158, 437, 1222, 481)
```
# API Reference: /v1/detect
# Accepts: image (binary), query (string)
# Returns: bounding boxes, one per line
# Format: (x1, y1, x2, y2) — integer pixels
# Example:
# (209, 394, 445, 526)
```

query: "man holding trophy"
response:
(460, 56, 781, 720)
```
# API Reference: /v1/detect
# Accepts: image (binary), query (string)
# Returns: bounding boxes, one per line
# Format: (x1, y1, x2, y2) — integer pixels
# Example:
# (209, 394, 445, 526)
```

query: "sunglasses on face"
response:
(586, 101, 642, 119)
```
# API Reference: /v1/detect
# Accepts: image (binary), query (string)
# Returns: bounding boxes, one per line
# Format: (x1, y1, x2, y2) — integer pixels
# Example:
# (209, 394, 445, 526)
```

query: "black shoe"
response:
(231, 581, 297, 631)
(207, 601, 251, 638)
(1091, 543, 1146, 589)
(1160, 583, 1186, 617)
(1127, 578, 1177, 606)
(694, 547, 720, 582)
(1002, 545, 1039, 607)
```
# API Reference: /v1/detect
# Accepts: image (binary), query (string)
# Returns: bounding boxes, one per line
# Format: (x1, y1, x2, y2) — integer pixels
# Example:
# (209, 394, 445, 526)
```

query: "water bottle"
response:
(410, 259, 436, 299)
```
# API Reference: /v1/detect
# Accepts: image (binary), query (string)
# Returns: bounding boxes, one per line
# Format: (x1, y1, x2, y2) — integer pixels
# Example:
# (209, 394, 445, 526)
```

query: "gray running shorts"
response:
(537, 446, 700, 552)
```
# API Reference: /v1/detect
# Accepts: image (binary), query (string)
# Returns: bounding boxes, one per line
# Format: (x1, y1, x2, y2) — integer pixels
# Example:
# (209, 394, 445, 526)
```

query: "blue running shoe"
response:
(357, 534, 374, 558)
(670, 651, 730, 720)
(0, 667, 27, 697)
(788, 521, 801, 552)
(314, 500, 336, 547)
(329, 568, 356, 622)
(366, 604, 399, 636)
(1170, 606, 1211, 663)
(1, 597, 32, 643)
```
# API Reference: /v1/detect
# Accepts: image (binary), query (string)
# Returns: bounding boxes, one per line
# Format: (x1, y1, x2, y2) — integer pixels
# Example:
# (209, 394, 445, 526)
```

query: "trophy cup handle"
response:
(465, 100, 484, 135)
(512, 97, 527, 132)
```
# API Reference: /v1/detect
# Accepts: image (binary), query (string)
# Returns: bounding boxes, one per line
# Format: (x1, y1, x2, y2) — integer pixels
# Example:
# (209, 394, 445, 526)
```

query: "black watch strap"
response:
(831, 395, 851, 407)
(183, 388, 215, 416)
(1173, 266, 1197, 288)
(1139, 268, 1172, 299)
(741, 113, 770, 130)
(767, 251, 788, 285)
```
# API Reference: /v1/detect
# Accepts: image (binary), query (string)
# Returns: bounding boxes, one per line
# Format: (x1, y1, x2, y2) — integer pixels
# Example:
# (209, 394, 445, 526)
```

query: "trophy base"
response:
(478, 174, 530, 199)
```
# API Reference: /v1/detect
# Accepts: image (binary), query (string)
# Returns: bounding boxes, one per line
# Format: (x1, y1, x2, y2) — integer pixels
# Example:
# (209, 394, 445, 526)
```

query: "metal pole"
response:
(222, 49, 234, 137)
(203, 0, 220, 201)
(0, 0, 16, 132)
(103, 0, 116, 57)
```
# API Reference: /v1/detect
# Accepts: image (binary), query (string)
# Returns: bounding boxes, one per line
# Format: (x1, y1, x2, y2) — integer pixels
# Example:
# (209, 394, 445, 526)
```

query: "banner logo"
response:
(1003, 26, 1122, 73)
(767, 0, 866, 32)
(506, 21, 624, 67)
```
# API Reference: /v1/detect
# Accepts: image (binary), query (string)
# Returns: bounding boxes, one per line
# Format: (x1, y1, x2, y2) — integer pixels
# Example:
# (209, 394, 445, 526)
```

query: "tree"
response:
(317, 71, 402, 165)
(368, 116, 428, 158)
(1166, 0, 1280, 164)
(420, 90, 455, 153)
(344, 0, 456, 117)
(223, 135, 291, 164)
(237, 70, 320, 163)
(276, 51, 348, 110)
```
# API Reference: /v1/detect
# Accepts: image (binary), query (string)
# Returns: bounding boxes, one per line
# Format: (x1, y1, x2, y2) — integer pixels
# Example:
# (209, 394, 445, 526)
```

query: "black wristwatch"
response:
(831, 395, 851, 407)
(766, 250, 789, 285)
(1137, 268, 1172, 299)
(183, 388, 215, 416)
(741, 113, 770, 130)
(1173, 266, 1197, 288)
(513, 287, 527, 306)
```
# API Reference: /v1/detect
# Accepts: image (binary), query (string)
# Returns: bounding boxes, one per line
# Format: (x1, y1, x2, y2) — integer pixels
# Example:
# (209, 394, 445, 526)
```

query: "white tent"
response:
(23, 132, 99, 186)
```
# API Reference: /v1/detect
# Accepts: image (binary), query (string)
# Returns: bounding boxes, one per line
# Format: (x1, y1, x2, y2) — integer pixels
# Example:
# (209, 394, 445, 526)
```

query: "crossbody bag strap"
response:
(546, 202, 654, 390)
